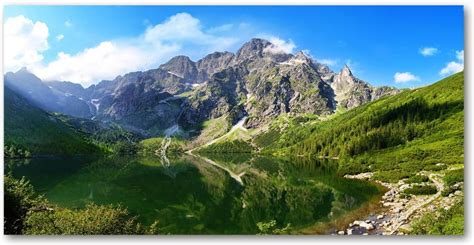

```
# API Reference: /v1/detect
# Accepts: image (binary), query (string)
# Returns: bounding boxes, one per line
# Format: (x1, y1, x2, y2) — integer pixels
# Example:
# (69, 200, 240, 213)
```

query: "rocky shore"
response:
(332, 171, 463, 235)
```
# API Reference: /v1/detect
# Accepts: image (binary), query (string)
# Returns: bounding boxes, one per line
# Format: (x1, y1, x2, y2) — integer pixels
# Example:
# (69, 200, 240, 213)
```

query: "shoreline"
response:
(331, 171, 463, 235)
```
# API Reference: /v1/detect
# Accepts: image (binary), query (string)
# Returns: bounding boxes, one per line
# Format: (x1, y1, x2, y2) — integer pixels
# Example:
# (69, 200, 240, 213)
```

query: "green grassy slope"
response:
(271, 72, 464, 180)
(4, 87, 99, 156)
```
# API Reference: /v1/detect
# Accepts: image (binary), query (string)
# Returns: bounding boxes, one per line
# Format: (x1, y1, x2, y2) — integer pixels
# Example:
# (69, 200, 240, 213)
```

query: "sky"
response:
(3, 5, 464, 88)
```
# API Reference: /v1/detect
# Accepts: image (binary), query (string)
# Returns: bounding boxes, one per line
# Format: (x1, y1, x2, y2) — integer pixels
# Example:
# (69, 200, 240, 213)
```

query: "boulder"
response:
(359, 221, 375, 231)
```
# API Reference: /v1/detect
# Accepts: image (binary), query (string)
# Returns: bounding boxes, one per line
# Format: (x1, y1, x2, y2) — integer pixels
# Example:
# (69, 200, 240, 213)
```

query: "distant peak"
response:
(18, 67, 29, 73)
(341, 64, 352, 76)
(249, 38, 271, 45)
(294, 51, 312, 60)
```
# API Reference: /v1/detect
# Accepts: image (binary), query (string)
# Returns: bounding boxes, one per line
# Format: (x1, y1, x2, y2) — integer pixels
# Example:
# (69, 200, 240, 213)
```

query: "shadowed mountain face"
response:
(5, 38, 399, 136)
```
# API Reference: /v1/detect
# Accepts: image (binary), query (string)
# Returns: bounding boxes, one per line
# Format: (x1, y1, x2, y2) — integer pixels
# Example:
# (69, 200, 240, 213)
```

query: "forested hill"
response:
(4, 87, 99, 156)
(274, 72, 464, 177)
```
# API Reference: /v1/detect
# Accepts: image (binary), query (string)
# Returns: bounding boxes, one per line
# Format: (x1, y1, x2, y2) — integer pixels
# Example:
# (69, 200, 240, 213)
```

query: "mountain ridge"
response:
(5, 38, 400, 137)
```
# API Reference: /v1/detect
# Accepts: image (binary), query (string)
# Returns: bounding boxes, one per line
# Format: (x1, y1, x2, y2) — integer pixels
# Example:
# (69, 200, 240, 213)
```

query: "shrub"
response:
(444, 169, 464, 186)
(405, 175, 430, 184)
(24, 204, 144, 235)
(4, 175, 43, 234)
(403, 185, 437, 195)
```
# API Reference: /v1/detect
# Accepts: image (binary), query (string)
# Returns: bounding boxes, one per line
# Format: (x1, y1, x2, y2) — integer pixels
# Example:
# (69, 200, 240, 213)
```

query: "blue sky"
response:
(4, 5, 464, 88)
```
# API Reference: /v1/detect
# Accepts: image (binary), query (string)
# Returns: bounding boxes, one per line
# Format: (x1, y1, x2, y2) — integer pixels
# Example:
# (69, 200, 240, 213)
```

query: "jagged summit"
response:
(234, 38, 273, 62)
(341, 64, 353, 76)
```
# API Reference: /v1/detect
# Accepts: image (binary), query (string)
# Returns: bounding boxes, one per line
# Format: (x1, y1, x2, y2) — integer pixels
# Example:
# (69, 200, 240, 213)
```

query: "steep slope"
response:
(4, 87, 99, 155)
(5, 68, 93, 118)
(330, 65, 399, 109)
(268, 72, 463, 180)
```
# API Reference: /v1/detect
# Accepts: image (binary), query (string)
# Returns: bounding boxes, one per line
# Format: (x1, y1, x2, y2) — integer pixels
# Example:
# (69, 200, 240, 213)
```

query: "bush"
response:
(405, 175, 429, 184)
(444, 169, 464, 186)
(4, 175, 43, 234)
(403, 184, 437, 195)
(4, 175, 148, 235)
(24, 204, 144, 235)
(373, 170, 410, 183)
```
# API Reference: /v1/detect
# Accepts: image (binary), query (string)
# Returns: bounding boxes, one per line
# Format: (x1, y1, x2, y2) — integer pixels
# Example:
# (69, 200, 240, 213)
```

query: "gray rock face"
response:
(329, 65, 399, 110)
(159, 55, 199, 82)
(196, 51, 235, 82)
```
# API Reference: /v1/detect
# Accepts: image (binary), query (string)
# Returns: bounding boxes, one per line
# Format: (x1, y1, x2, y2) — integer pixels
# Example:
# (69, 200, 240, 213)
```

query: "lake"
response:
(5, 153, 382, 234)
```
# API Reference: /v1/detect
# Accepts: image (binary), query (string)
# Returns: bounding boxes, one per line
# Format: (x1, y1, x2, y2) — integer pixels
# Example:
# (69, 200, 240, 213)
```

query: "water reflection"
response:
(6, 153, 380, 234)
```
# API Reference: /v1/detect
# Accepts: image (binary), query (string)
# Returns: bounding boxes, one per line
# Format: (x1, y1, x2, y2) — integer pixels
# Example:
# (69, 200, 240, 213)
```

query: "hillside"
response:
(266, 72, 463, 181)
(4, 87, 99, 156)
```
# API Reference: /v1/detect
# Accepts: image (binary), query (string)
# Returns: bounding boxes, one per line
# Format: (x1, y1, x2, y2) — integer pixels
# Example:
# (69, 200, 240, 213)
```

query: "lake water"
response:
(5, 154, 381, 234)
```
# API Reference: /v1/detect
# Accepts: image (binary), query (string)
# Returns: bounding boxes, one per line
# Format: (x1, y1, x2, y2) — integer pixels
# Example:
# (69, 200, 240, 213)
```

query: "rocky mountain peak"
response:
(234, 38, 273, 62)
(159, 55, 198, 80)
(341, 64, 353, 77)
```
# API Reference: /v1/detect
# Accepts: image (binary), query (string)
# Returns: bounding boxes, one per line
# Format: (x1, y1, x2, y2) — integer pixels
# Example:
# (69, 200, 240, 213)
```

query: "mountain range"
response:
(4, 38, 399, 137)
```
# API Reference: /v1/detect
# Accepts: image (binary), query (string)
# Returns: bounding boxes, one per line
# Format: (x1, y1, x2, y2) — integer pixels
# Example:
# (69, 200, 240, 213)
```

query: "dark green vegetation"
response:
(443, 168, 464, 186)
(5, 154, 381, 234)
(402, 184, 437, 195)
(4, 175, 145, 235)
(4, 87, 145, 157)
(404, 174, 430, 184)
(54, 114, 143, 154)
(411, 199, 464, 235)
(4, 87, 99, 156)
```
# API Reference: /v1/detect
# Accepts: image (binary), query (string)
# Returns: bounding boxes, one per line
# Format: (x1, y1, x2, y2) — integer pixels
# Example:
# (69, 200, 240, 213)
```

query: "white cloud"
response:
(56, 34, 64, 41)
(394, 72, 420, 83)
(142, 13, 238, 52)
(419, 47, 438, 56)
(439, 50, 464, 76)
(65, 20, 72, 27)
(4, 15, 49, 72)
(263, 36, 296, 54)
(34, 41, 180, 87)
(207, 24, 234, 33)
(7, 13, 247, 86)
(440, 61, 463, 76)
(318, 58, 338, 66)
